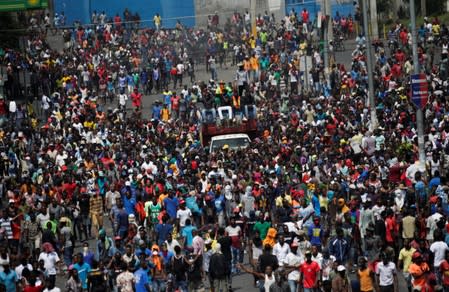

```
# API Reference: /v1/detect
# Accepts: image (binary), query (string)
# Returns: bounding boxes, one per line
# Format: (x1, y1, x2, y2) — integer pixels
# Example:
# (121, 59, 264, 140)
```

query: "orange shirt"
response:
(408, 262, 429, 288)
(358, 268, 374, 292)
(243, 59, 251, 71)
(250, 57, 259, 70)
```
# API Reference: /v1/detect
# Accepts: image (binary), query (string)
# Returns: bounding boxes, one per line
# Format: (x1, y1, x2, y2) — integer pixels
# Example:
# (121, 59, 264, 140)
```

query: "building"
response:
(53, 0, 356, 29)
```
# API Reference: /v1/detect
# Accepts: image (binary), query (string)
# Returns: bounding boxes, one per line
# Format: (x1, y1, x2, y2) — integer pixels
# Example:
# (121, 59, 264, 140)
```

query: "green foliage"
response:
(396, 142, 414, 159)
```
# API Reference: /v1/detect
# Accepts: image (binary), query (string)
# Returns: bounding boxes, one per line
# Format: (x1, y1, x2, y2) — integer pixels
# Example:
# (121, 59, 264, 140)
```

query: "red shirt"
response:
(301, 10, 309, 23)
(131, 91, 142, 107)
(171, 96, 180, 111)
(440, 260, 449, 286)
(385, 216, 397, 242)
(300, 261, 320, 288)
(23, 285, 43, 292)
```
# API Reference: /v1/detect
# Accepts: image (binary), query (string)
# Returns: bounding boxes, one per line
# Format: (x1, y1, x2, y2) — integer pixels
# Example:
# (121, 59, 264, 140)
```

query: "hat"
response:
(114, 236, 121, 241)
(305, 250, 312, 256)
(179, 199, 185, 204)
(337, 265, 346, 272)
(8, 199, 14, 204)
(222, 144, 229, 150)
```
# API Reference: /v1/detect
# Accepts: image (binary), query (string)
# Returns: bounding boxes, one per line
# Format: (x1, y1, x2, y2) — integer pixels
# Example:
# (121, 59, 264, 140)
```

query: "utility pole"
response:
(410, 0, 426, 166)
(250, 0, 257, 37)
(323, 0, 332, 87)
(421, 0, 427, 17)
(369, 0, 379, 39)
(323, 0, 329, 86)
(361, 0, 378, 130)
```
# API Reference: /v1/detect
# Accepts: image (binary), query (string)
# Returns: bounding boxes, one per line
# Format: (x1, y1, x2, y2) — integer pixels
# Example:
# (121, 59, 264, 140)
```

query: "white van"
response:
(209, 133, 251, 153)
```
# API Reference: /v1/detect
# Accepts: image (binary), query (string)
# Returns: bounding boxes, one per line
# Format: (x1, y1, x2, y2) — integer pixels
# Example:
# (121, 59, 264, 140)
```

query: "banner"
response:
(25, 0, 41, 8)
(0, 0, 47, 11)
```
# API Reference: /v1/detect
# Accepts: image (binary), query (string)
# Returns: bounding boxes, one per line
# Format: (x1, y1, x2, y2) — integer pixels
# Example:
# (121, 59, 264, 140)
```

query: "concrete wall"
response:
(194, 0, 285, 28)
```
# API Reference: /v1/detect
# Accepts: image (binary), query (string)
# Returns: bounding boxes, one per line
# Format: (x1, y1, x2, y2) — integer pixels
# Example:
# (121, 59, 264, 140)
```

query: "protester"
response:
(0, 5, 449, 292)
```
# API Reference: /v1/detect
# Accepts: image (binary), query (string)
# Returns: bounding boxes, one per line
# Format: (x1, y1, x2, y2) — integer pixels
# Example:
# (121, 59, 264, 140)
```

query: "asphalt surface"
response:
(41, 33, 410, 291)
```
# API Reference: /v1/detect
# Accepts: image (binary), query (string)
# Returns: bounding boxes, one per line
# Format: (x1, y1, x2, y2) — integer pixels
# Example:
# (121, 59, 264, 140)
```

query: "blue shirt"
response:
(83, 251, 95, 266)
(135, 248, 152, 258)
(213, 195, 225, 212)
(155, 223, 173, 244)
(123, 196, 136, 215)
(429, 177, 441, 190)
(135, 268, 151, 292)
(308, 224, 322, 246)
(311, 195, 320, 216)
(0, 270, 17, 292)
(73, 262, 91, 289)
(164, 197, 179, 219)
(181, 225, 197, 247)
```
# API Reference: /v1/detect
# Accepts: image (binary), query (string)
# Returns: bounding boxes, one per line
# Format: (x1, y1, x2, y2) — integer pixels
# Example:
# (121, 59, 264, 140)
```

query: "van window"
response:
(210, 137, 250, 152)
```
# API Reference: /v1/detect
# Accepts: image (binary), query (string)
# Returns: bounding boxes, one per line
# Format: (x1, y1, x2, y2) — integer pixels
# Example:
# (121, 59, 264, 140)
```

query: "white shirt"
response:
(426, 212, 443, 241)
(176, 63, 184, 74)
(430, 241, 449, 268)
(311, 252, 323, 268)
(15, 263, 33, 280)
(119, 93, 128, 106)
(273, 242, 291, 264)
(41, 95, 51, 110)
(176, 208, 192, 227)
(44, 288, 61, 292)
(38, 252, 60, 275)
(282, 252, 302, 281)
(165, 239, 181, 254)
(375, 262, 396, 286)
(225, 225, 241, 237)
(9, 101, 17, 113)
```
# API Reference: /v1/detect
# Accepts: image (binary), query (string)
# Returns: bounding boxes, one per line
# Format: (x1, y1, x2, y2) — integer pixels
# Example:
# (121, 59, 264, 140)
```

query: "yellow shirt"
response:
(154, 15, 161, 26)
(275, 195, 292, 207)
(399, 247, 416, 272)
(161, 108, 170, 122)
(158, 193, 168, 205)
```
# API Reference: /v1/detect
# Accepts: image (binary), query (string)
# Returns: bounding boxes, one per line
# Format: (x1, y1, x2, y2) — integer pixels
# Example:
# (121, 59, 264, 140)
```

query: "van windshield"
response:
(211, 137, 250, 152)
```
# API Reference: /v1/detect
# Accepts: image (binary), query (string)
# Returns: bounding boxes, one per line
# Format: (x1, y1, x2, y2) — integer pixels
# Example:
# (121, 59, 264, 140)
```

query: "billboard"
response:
(0, 0, 48, 11)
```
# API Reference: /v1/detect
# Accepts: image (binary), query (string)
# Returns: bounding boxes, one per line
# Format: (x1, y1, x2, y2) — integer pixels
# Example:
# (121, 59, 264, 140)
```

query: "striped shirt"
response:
(89, 196, 103, 215)
(0, 218, 13, 239)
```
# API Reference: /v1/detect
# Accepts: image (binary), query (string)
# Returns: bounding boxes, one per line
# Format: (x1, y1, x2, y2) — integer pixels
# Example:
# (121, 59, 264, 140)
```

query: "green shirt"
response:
(253, 221, 271, 240)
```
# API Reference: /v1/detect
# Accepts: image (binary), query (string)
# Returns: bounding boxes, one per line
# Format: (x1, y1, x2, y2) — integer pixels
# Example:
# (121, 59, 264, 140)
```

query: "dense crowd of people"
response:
(1, 4, 449, 292)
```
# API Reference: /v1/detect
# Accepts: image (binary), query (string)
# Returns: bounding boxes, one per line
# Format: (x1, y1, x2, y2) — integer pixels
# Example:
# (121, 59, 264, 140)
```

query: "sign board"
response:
(410, 73, 428, 109)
